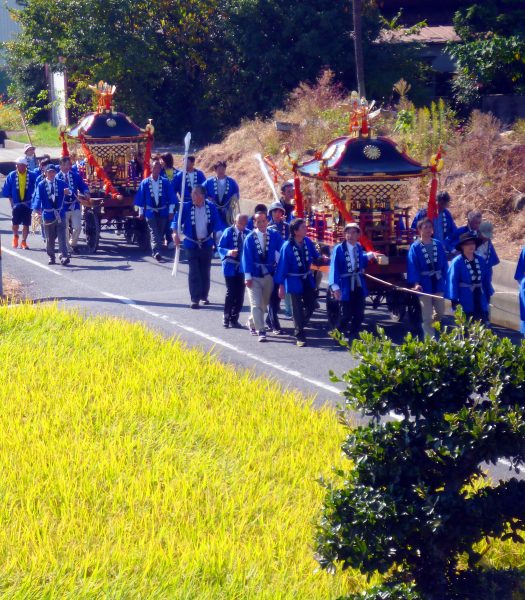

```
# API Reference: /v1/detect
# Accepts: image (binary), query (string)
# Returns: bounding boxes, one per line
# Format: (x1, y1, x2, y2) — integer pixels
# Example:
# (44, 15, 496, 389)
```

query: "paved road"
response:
(1, 203, 522, 482)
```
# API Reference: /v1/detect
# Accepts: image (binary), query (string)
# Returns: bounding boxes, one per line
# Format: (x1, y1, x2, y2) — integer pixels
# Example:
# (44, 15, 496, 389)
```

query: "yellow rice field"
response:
(0, 303, 360, 598)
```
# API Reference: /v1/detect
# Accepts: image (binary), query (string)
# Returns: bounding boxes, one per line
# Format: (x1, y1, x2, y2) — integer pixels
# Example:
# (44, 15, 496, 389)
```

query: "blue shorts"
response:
(12, 203, 32, 226)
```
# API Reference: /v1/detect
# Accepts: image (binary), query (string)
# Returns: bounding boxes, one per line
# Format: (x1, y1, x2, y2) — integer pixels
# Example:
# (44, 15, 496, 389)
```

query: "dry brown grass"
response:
(197, 75, 525, 260)
(1, 275, 23, 301)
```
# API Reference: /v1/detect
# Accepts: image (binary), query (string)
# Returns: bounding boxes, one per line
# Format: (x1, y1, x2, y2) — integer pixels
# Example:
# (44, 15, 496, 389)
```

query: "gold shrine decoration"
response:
(88, 81, 116, 113)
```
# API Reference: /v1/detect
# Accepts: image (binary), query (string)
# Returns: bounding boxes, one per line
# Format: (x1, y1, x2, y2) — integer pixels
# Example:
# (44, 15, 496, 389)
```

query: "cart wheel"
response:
(84, 209, 100, 253)
(326, 286, 340, 330)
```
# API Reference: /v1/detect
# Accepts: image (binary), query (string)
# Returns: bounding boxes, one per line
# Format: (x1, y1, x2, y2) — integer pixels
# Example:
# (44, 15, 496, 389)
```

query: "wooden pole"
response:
(18, 106, 34, 148)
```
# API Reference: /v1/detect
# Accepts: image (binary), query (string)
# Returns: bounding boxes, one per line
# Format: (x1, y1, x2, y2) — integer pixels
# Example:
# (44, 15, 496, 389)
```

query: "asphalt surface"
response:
(1, 202, 522, 482)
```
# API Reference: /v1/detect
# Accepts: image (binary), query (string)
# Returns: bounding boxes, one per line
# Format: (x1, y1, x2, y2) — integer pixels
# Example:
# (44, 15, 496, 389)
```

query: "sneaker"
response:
(223, 318, 230, 328)
(258, 331, 267, 342)
(154, 252, 162, 262)
(48, 257, 56, 265)
(20, 240, 29, 250)
(190, 302, 200, 309)
(296, 339, 307, 347)
(272, 328, 283, 335)
(246, 321, 257, 336)
(201, 299, 210, 305)
(60, 256, 70, 266)
(12, 235, 19, 248)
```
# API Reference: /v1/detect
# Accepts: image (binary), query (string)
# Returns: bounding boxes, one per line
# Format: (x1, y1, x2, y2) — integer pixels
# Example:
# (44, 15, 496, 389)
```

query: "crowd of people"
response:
(2, 146, 525, 346)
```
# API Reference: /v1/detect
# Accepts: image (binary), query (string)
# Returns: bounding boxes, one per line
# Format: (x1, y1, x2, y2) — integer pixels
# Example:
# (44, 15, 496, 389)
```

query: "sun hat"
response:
(268, 201, 286, 214)
(455, 232, 483, 252)
(344, 223, 361, 232)
(24, 144, 35, 152)
(15, 156, 28, 165)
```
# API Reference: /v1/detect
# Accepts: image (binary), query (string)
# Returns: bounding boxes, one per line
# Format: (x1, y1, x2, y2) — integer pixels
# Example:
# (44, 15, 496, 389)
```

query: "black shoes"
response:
(154, 252, 162, 262)
(190, 302, 200, 309)
(223, 318, 230, 328)
(48, 257, 56, 265)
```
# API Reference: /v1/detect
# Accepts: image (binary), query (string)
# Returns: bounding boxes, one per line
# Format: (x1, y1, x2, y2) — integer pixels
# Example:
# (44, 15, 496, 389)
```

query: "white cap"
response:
(15, 156, 28, 165)
(24, 144, 35, 152)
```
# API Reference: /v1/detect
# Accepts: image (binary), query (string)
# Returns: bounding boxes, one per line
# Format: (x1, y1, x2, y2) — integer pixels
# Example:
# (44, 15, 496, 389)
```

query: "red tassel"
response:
(60, 131, 70, 158)
(293, 173, 304, 218)
(428, 176, 438, 221)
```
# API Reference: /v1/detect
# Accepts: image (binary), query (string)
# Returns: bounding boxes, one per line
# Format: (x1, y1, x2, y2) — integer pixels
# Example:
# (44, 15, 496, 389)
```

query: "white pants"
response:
(247, 274, 274, 332)
(64, 209, 82, 250)
(420, 292, 445, 338)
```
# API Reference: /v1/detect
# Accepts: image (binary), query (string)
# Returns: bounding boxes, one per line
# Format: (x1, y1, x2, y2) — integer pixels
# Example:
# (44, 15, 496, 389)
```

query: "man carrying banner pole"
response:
(172, 132, 192, 277)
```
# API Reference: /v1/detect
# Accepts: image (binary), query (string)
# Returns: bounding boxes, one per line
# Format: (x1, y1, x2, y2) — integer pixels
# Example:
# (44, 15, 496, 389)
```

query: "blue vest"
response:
(218, 225, 246, 277)
(329, 241, 369, 299)
(275, 238, 319, 294)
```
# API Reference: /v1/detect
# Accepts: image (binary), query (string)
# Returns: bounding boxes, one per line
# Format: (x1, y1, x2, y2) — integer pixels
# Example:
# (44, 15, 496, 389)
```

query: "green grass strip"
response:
(0, 303, 361, 598)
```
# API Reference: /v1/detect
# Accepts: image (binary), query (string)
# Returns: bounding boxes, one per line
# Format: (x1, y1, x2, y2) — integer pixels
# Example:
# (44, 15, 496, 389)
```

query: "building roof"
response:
(378, 25, 461, 45)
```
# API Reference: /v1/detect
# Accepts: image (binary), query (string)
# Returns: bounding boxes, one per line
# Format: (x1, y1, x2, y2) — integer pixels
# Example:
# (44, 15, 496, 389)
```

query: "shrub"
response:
(316, 316, 525, 599)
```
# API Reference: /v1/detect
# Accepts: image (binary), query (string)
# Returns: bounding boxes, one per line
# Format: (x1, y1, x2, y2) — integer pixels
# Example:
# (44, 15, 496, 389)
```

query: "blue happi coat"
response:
(32, 178, 69, 223)
(328, 241, 370, 300)
(56, 169, 89, 211)
(218, 225, 247, 277)
(2, 169, 37, 206)
(411, 208, 457, 251)
(268, 220, 290, 241)
(171, 200, 221, 249)
(453, 226, 500, 272)
(275, 237, 319, 294)
(173, 169, 206, 202)
(134, 175, 177, 218)
(445, 254, 493, 314)
(514, 247, 525, 333)
(241, 228, 283, 278)
(204, 175, 240, 229)
(407, 238, 449, 294)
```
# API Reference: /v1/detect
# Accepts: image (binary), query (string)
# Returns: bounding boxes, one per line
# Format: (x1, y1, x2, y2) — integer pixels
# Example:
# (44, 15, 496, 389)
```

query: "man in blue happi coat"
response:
(407, 218, 449, 338)
(135, 159, 177, 261)
(275, 218, 326, 347)
(56, 156, 90, 254)
(204, 160, 240, 234)
(514, 247, 525, 336)
(173, 156, 206, 203)
(411, 191, 457, 251)
(218, 213, 249, 328)
(265, 201, 291, 334)
(32, 164, 72, 265)
(172, 184, 222, 308)
(2, 156, 37, 249)
(446, 232, 493, 322)
(242, 210, 283, 342)
(453, 210, 500, 280)
(329, 223, 376, 340)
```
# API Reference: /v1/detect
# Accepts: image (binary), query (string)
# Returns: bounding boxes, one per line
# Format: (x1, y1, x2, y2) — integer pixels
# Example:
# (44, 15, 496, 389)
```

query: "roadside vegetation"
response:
(0, 302, 358, 598)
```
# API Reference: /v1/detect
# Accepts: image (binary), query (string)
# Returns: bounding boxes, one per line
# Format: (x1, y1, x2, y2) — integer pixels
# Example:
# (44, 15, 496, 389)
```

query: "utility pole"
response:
(352, 0, 366, 98)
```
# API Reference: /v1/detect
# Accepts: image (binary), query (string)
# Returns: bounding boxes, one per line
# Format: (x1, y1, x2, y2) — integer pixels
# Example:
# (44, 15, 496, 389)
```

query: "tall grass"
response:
(10, 122, 62, 148)
(0, 303, 359, 598)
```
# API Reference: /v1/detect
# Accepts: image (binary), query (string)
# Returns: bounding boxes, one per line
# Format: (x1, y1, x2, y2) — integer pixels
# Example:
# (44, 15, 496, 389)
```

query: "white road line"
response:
(101, 291, 344, 397)
(1, 246, 64, 276)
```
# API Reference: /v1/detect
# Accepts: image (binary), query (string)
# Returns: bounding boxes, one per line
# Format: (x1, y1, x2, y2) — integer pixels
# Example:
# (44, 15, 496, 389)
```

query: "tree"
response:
(448, 0, 525, 106)
(352, 0, 366, 97)
(316, 317, 525, 599)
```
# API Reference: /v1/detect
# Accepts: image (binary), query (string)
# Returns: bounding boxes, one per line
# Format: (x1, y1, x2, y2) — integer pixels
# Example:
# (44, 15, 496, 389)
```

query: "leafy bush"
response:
(316, 316, 525, 599)
(0, 101, 23, 130)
